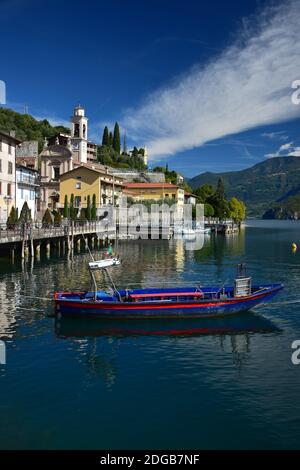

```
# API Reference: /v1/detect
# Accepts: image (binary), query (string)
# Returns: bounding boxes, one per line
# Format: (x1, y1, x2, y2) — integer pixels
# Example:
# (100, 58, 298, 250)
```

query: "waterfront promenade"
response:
(0, 217, 239, 258)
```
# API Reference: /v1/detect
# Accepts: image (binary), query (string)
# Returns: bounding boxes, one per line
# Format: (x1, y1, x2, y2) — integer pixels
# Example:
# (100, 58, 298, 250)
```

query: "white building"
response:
(16, 165, 39, 219)
(71, 105, 88, 164)
(0, 131, 20, 224)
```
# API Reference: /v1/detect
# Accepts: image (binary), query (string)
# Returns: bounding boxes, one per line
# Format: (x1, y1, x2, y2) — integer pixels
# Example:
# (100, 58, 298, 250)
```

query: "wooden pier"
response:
(0, 217, 240, 259)
(0, 222, 117, 259)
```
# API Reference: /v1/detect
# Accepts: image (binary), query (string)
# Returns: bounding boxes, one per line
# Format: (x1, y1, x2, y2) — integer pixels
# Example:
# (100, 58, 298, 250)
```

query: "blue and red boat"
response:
(54, 260, 283, 320)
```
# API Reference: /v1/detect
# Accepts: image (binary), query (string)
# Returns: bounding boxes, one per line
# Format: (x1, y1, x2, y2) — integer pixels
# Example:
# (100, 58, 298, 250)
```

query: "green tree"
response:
(42, 208, 53, 227)
(109, 131, 113, 147)
(102, 126, 109, 146)
(229, 197, 246, 222)
(194, 184, 215, 203)
(18, 201, 32, 224)
(86, 195, 91, 221)
(63, 195, 69, 218)
(211, 178, 229, 219)
(54, 210, 62, 226)
(69, 194, 76, 220)
(91, 194, 97, 220)
(7, 206, 18, 229)
(113, 122, 121, 154)
(204, 203, 215, 217)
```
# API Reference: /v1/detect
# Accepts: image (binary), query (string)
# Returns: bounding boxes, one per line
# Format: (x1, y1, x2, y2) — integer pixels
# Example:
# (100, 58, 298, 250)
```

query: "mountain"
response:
(0, 107, 70, 152)
(189, 156, 300, 217)
(263, 193, 300, 219)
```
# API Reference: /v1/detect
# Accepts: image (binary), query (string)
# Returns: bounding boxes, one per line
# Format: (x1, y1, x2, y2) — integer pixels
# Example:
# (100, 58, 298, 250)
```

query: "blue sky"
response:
(1, 0, 300, 176)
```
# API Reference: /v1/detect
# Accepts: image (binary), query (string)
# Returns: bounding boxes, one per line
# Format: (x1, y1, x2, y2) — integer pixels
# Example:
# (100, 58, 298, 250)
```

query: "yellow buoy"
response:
(292, 242, 298, 252)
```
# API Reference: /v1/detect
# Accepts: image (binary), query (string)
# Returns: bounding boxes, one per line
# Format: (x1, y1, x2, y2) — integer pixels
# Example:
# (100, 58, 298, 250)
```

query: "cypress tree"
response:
(54, 210, 62, 226)
(42, 208, 53, 227)
(91, 194, 97, 220)
(7, 206, 18, 229)
(70, 194, 75, 220)
(86, 195, 91, 221)
(113, 122, 121, 154)
(109, 131, 113, 147)
(19, 201, 32, 224)
(102, 126, 109, 146)
(63, 195, 69, 218)
(213, 178, 229, 220)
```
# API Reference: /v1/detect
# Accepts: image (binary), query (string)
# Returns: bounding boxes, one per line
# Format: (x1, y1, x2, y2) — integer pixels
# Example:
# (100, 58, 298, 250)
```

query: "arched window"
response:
(74, 123, 80, 137)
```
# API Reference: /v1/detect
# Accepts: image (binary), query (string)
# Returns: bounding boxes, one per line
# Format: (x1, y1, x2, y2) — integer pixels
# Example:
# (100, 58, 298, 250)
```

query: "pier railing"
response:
(0, 221, 116, 245)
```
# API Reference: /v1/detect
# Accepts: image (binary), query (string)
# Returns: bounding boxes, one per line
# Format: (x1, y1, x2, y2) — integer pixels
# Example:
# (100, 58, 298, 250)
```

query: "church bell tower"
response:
(71, 105, 88, 163)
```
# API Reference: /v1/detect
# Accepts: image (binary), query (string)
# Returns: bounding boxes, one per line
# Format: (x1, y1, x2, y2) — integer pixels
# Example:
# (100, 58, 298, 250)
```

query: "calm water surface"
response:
(1, 220, 300, 449)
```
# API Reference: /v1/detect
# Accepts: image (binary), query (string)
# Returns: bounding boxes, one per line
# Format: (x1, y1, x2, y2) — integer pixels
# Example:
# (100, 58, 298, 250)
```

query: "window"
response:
(21, 189, 24, 199)
(0, 140, 2, 152)
(53, 167, 60, 180)
(8, 144, 12, 155)
(7, 183, 11, 196)
(30, 190, 35, 200)
(8, 161, 13, 174)
(76, 182, 81, 189)
(0, 159, 2, 172)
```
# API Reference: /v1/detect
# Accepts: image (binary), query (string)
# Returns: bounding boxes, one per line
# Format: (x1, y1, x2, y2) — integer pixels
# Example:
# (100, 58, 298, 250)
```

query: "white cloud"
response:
(288, 147, 300, 156)
(265, 141, 300, 158)
(122, 0, 300, 160)
(261, 131, 288, 140)
(279, 142, 294, 152)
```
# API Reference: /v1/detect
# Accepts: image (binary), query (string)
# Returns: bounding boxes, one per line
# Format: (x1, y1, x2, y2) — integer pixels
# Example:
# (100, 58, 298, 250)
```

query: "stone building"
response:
(0, 131, 21, 223)
(39, 105, 97, 213)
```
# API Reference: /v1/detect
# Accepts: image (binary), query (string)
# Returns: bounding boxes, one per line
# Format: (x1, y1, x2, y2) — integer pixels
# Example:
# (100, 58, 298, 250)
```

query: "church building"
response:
(39, 105, 97, 213)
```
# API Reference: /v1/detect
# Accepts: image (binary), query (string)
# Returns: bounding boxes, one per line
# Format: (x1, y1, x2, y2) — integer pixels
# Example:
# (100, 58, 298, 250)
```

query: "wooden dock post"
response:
(30, 237, 34, 258)
(35, 243, 40, 259)
(46, 241, 51, 257)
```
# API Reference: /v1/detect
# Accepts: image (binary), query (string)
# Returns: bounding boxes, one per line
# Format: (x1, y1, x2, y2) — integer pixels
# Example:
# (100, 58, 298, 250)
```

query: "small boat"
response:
(182, 228, 196, 239)
(194, 227, 211, 234)
(54, 262, 283, 320)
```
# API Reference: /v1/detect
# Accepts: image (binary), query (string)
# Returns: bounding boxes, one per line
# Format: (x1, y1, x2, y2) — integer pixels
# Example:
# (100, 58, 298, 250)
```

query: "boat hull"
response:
(54, 284, 282, 320)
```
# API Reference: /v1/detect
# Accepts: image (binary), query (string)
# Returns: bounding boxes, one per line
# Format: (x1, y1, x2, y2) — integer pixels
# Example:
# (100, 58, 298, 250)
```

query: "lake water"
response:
(1, 220, 300, 450)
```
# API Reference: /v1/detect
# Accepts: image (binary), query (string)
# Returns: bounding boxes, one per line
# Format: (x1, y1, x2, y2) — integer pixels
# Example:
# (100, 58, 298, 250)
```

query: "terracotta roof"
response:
(124, 182, 178, 189)
(60, 164, 124, 185)
(16, 156, 37, 166)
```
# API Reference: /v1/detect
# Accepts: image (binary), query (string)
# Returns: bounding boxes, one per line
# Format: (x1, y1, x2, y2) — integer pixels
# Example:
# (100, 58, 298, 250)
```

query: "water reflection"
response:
(54, 312, 280, 389)
(55, 312, 280, 339)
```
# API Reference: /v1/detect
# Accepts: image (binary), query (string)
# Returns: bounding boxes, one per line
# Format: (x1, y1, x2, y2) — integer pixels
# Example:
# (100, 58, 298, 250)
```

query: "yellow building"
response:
(59, 164, 124, 209)
(124, 182, 185, 206)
